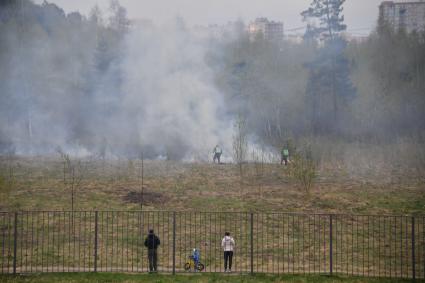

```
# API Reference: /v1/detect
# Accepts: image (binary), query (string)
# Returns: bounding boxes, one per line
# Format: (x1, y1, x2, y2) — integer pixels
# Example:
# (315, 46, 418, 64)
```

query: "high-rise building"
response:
(379, 1, 425, 33)
(248, 18, 284, 41)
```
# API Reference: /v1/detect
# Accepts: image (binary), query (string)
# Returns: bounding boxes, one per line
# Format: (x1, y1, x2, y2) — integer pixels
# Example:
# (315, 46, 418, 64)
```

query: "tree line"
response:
(0, 0, 424, 158)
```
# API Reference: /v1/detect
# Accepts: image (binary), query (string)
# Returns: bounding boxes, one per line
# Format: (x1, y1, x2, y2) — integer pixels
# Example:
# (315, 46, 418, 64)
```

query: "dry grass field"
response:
(0, 154, 424, 278)
(0, 155, 424, 215)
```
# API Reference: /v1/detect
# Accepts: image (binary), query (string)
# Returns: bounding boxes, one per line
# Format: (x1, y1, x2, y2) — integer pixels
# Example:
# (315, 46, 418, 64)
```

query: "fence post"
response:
(250, 212, 254, 275)
(412, 217, 415, 280)
(172, 212, 176, 275)
(94, 211, 98, 272)
(13, 212, 18, 275)
(329, 214, 333, 276)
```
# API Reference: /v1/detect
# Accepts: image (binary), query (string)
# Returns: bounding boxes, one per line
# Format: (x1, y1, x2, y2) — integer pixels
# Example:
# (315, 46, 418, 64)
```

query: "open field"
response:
(0, 273, 421, 283)
(0, 156, 424, 279)
(0, 156, 424, 214)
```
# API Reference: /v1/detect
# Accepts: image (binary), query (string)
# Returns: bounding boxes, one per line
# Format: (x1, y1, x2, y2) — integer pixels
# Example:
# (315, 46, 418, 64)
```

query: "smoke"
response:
(118, 21, 234, 160)
(3, 1, 424, 164)
(0, 1, 234, 160)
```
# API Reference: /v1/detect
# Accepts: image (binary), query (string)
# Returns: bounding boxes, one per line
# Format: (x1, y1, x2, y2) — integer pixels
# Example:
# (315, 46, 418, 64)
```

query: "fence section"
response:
(332, 215, 420, 278)
(252, 213, 330, 274)
(0, 211, 423, 278)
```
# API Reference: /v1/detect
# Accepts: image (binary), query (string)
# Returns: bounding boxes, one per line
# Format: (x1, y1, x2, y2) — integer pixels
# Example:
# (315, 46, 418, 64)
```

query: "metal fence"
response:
(0, 211, 424, 279)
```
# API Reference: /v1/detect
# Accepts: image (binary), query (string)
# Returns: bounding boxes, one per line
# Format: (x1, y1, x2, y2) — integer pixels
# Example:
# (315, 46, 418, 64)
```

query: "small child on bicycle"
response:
(191, 248, 200, 268)
(185, 248, 204, 271)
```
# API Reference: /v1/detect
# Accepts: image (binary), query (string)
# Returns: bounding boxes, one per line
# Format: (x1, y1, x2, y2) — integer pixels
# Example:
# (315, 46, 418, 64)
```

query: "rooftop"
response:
(380, 0, 425, 6)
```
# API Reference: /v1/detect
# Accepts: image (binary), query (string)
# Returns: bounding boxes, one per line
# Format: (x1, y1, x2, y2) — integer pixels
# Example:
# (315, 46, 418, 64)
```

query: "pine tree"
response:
(301, 0, 347, 40)
(301, 0, 355, 135)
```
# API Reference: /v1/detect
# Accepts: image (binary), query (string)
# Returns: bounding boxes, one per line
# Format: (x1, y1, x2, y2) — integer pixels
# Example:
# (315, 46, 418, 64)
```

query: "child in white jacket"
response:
(221, 232, 235, 272)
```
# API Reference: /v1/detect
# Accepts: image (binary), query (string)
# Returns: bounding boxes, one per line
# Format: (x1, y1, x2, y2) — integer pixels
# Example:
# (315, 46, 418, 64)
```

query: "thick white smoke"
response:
(120, 21, 233, 160)
(0, 3, 235, 160)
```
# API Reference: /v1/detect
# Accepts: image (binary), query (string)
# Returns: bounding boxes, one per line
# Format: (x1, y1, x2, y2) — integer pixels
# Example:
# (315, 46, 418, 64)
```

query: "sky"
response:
(34, 0, 384, 35)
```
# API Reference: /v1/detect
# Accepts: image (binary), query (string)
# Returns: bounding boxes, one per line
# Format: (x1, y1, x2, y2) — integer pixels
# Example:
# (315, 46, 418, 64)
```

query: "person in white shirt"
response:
(221, 232, 235, 272)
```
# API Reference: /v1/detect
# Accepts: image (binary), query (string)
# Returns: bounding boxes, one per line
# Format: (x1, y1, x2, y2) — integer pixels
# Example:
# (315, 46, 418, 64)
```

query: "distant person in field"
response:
(281, 146, 289, 165)
(144, 229, 160, 272)
(213, 145, 222, 164)
(221, 232, 235, 272)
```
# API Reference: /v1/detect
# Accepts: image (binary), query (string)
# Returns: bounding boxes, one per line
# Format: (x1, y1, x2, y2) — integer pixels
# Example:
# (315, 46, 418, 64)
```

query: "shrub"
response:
(289, 145, 317, 194)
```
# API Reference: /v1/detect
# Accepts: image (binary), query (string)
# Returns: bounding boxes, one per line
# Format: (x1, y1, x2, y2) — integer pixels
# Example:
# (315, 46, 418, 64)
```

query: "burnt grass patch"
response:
(123, 189, 169, 205)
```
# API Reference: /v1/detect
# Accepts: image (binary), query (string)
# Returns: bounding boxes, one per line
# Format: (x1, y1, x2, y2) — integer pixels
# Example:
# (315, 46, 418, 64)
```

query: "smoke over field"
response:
(1, 0, 425, 165)
(0, 1, 235, 159)
(120, 22, 233, 160)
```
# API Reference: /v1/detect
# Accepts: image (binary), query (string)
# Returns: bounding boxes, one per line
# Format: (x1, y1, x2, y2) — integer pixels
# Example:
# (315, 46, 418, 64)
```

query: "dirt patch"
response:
(123, 189, 169, 205)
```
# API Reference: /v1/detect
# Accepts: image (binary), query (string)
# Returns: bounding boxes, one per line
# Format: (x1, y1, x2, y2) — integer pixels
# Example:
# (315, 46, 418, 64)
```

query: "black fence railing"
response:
(0, 211, 423, 279)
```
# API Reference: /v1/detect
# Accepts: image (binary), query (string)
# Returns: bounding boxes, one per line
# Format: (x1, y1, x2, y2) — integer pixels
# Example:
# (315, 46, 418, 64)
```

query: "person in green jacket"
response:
(213, 145, 222, 164)
(281, 147, 289, 165)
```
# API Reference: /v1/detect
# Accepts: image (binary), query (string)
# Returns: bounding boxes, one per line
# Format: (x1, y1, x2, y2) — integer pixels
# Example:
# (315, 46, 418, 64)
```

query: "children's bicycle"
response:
(184, 249, 205, 271)
(184, 255, 205, 271)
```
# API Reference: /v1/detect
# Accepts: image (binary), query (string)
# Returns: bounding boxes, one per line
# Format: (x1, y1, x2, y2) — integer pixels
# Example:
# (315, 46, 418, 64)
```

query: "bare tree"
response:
(289, 144, 317, 196)
(252, 147, 265, 198)
(57, 147, 71, 184)
(56, 147, 86, 212)
(69, 160, 86, 212)
(138, 151, 145, 210)
(0, 149, 16, 207)
(233, 114, 248, 195)
(99, 137, 107, 174)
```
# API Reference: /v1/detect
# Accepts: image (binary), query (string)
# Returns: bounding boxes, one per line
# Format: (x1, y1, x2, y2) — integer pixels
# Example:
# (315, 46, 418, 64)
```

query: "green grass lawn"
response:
(0, 273, 420, 283)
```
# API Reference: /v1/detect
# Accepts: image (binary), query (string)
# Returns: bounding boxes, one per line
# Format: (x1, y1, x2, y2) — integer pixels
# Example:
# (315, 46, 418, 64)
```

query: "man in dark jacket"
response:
(144, 229, 160, 272)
